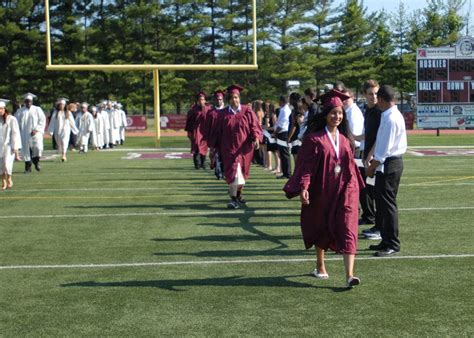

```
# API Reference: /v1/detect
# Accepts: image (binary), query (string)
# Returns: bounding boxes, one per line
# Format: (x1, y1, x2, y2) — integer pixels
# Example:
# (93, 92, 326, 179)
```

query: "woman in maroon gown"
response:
(284, 90, 364, 288)
(185, 92, 211, 169)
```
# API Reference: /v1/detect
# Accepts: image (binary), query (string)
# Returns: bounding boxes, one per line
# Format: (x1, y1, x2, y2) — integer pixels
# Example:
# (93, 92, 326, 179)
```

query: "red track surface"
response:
(125, 129, 474, 137)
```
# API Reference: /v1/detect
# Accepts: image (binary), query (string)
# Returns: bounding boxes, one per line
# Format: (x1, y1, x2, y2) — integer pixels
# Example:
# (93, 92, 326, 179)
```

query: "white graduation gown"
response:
(92, 115, 103, 148)
(16, 105, 46, 161)
(119, 109, 127, 142)
(101, 110, 110, 146)
(108, 109, 121, 144)
(76, 112, 95, 151)
(0, 115, 22, 175)
(48, 111, 78, 155)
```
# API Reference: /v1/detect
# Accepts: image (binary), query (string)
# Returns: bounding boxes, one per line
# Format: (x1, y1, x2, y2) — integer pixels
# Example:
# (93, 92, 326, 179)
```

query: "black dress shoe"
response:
(368, 243, 386, 251)
(374, 248, 399, 257)
(276, 175, 290, 179)
(237, 196, 247, 205)
(358, 218, 375, 226)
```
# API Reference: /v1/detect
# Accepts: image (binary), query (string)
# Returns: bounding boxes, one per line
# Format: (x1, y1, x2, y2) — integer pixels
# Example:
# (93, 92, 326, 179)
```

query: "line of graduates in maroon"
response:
(185, 85, 262, 209)
(185, 86, 362, 288)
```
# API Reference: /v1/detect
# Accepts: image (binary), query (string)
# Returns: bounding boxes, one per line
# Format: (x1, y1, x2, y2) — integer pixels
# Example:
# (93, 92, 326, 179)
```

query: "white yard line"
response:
(408, 146, 474, 149)
(0, 206, 472, 219)
(1, 254, 473, 271)
(8, 181, 474, 193)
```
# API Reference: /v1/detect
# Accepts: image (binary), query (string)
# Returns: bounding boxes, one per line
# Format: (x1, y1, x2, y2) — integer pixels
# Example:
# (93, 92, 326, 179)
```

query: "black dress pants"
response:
(359, 166, 377, 225)
(375, 157, 403, 251)
(277, 132, 291, 178)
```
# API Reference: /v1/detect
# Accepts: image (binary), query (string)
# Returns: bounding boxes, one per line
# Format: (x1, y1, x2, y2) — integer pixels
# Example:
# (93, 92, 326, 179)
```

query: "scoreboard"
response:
(416, 36, 474, 128)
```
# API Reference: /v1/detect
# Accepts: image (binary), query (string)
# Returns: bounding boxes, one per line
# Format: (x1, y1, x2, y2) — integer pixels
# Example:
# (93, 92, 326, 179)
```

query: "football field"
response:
(1, 135, 473, 336)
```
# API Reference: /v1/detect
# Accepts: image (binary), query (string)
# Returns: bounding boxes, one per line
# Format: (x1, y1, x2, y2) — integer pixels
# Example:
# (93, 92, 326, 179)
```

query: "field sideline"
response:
(0, 134, 473, 335)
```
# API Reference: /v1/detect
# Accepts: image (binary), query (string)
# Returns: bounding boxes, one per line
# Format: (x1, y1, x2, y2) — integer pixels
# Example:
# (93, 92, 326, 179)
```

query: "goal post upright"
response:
(153, 70, 161, 146)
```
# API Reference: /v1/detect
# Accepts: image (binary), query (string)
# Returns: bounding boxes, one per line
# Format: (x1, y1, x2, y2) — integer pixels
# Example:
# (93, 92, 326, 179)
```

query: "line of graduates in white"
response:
(0, 93, 127, 191)
(48, 97, 127, 161)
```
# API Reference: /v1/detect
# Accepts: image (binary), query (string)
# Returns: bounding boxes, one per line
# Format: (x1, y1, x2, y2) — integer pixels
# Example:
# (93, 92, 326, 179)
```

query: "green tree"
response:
(300, 0, 338, 89)
(332, 0, 376, 92)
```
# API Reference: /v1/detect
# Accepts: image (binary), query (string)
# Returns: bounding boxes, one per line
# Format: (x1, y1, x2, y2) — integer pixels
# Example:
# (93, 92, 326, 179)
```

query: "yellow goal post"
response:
(44, 0, 258, 144)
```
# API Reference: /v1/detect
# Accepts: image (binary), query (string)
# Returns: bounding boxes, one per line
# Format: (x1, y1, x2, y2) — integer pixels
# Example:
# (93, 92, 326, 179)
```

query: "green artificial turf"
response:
(0, 136, 473, 335)
(407, 133, 474, 146)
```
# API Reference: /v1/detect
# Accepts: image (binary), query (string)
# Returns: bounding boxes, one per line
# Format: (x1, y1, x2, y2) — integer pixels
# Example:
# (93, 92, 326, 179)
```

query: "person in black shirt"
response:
(360, 80, 382, 239)
(303, 88, 319, 120)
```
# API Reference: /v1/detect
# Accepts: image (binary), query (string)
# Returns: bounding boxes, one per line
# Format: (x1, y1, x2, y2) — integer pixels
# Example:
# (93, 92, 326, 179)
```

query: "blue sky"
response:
(340, 0, 426, 13)
(333, 0, 472, 34)
(333, 0, 457, 13)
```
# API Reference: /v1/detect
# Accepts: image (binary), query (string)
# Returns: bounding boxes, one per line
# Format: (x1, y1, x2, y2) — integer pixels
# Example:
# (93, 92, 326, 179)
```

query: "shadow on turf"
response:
(152, 249, 314, 258)
(151, 234, 301, 242)
(60, 274, 351, 292)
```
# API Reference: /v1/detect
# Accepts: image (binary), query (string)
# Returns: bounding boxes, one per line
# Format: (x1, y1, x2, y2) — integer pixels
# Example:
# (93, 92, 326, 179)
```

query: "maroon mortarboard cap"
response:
(214, 90, 225, 99)
(315, 89, 350, 110)
(197, 92, 206, 99)
(227, 84, 244, 95)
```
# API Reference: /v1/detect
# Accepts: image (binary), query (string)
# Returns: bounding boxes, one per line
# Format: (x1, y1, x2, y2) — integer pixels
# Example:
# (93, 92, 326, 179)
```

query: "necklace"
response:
(325, 126, 341, 175)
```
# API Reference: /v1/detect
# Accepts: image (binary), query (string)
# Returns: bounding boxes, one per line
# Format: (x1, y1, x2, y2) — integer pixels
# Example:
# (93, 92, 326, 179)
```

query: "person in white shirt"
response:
(0, 99, 21, 190)
(48, 101, 79, 162)
(76, 102, 95, 153)
(366, 85, 407, 257)
(15, 93, 46, 173)
(342, 89, 365, 156)
(274, 95, 292, 179)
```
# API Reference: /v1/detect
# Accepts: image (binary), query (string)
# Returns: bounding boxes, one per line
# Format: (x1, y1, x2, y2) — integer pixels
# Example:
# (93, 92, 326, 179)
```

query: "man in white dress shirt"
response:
(274, 95, 292, 179)
(15, 93, 46, 173)
(342, 89, 364, 157)
(366, 85, 407, 257)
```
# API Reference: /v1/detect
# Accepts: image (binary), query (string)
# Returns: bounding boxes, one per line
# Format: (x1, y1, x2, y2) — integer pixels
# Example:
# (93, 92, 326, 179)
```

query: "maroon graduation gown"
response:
(209, 105, 263, 185)
(284, 130, 364, 254)
(185, 104, 210, 156)
(203, 106, 219, 142)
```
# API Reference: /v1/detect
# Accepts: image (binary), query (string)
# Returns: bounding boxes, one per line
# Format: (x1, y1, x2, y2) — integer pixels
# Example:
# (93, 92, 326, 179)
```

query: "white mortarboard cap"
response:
(0, 99, 10, 108)
(23, 92, 37, 101)
(82, 102, 89, 107)
(57, 97, 69, 105)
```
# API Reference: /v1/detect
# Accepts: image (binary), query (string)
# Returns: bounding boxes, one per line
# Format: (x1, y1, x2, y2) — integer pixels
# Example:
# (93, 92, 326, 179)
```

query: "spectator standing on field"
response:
(366, 85, 407, 257)
(274, 95, 292, 179)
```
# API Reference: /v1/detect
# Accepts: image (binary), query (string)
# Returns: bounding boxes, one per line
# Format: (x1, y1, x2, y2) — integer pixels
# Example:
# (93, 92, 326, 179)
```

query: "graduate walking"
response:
(76, 102, 95, 153)
(0, 99, 21, 190)
(284, 90, 364, 288)
(185, 92, 211, 169)
(15, 93, 46, 173)
(48, 101, 79, 162)
(208, 85, 263, 209)
(205, 90, 226, 179)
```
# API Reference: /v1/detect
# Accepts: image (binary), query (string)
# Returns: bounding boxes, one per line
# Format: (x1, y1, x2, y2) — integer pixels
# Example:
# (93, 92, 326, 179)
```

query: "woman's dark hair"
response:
(263, 101, 270, 113)
(1, 108, 10, 123)
(305, 105, 355, 150)
(253, 99, 263, 113)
